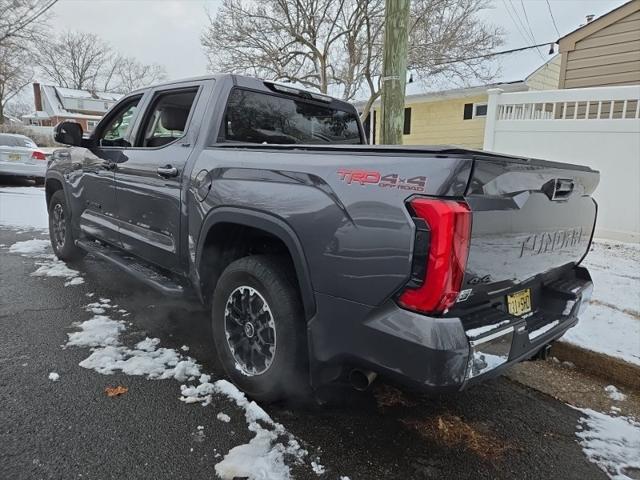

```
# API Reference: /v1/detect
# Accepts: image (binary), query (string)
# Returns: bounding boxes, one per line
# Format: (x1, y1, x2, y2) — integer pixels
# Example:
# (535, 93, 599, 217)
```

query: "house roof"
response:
(558, 0, 639, 50)
(54, 86, 121, 102)
(37, 84, 121, 120)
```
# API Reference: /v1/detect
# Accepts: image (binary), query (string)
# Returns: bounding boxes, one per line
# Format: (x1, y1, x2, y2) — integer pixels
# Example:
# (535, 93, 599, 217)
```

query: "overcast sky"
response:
(45, 0, 629, 82)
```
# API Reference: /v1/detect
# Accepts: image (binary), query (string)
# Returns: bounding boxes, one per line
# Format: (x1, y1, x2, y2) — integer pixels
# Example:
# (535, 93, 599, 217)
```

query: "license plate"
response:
(8, 153, 21, 161)
(507, 289, 532, 316)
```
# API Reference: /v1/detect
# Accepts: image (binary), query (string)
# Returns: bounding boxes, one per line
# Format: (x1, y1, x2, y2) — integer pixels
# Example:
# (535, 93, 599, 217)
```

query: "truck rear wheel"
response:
(211, 255, 309, 402)
(48, 190, 86, 262)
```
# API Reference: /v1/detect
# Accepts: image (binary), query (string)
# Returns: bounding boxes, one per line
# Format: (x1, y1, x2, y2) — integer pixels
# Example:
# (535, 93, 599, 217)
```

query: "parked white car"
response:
(0, 133, 49, 181)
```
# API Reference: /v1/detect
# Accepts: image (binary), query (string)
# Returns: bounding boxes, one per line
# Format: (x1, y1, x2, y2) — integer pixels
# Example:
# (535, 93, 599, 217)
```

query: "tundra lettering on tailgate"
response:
(337, 169, 426, 192)
(520, 227, 584, 258)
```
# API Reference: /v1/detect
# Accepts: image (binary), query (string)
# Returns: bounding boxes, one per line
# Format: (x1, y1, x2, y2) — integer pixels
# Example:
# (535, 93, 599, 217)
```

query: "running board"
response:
(75, 240, 185, 297)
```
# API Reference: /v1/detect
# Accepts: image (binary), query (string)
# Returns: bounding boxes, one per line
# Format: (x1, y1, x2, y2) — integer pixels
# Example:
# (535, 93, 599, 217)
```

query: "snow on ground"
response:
(605, 386, 628, 403)
(575, 407, 640, 480)
(8, 239, 50, 254)
(181, 377, 309, 480)
(48, 372, 60, 381)
(563, 240, 640, 366)
(217, 412, 231, 423)
(63, 296, 313, 479)
(0, 186, 48, 230)
(7, 237, 85, 287)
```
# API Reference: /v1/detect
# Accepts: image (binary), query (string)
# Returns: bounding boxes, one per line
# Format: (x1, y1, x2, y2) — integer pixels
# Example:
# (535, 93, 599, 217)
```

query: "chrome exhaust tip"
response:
(349, 369, 377, 391)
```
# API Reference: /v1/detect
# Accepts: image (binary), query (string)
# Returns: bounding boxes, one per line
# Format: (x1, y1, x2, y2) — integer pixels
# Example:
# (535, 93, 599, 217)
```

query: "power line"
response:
(430, 41, 556, 65)
(545, 0, 562, 37)
(501, 0, 531, 46)
(517, 0, 546, 60)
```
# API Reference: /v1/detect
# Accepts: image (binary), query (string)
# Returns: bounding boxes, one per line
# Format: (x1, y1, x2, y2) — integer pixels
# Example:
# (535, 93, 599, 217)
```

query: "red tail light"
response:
(31, 151, 46, 161)
(398, 198, 472, 314)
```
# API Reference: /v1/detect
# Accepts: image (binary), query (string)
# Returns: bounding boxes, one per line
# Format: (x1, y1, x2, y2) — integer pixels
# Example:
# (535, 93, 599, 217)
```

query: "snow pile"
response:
(311, 461, 326, 475)
(605, 385, 627, 402)
(8, 237, 84, 287)
(564, 241, 640, 366)
(79, 339, 200, 381)
(66, 315, 125, 347)
(32, 257, 84, 286)
(575, 408, 640, 480)
(181, 377, 308, 480)
(217, 412, 231, 423)
(9, 239, 50, 255)
(48, 372, 60, 381)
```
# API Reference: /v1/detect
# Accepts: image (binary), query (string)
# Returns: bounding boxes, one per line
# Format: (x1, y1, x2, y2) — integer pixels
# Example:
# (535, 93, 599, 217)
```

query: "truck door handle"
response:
(157, 165, 179, 178)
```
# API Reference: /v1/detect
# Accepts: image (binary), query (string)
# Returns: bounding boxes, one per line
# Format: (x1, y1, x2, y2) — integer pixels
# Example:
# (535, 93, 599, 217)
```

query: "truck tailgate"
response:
(459, 154, 599, 308)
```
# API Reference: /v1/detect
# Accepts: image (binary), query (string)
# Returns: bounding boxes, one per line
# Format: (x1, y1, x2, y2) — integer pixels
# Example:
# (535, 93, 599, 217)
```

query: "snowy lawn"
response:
(563, 240, 640, 366)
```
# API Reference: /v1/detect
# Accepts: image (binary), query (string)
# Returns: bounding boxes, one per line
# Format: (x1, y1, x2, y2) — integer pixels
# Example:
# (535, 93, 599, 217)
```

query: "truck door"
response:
(80, 95, 143, 247)
(113, 84, 202, 272)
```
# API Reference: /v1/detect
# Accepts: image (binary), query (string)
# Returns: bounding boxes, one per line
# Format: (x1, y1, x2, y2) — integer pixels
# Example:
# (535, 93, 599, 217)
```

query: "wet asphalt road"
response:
(0, 182, 606, 480)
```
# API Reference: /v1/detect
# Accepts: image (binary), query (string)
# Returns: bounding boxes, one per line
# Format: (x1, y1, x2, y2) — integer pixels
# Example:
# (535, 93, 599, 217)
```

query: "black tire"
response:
(48, 190, 86, 262)
(211, 255, 309, 402)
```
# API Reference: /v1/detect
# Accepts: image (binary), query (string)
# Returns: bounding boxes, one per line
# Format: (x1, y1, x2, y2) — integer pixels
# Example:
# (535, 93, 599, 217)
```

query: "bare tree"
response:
(103, 55, 167, 94)
(202, 0, 502, 121)
(0, 0, 57, 46)
(0, 0, 56, 124)
(0, 43, 33, 124)
(36, 31, 168, 94)
(36, 31, 113, 91)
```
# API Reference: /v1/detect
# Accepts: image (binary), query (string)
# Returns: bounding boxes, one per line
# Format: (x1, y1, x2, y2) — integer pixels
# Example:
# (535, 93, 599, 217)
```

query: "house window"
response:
(464, 102, 487, 119)
(87, 120, 99, 131)
(474, 103, 488, 117)
(403, 107, 412, 135)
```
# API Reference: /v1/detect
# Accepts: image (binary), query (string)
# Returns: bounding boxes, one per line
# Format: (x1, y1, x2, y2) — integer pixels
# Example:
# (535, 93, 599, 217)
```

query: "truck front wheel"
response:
(48, 190, 86, 262)
(211, 255, 309, 402)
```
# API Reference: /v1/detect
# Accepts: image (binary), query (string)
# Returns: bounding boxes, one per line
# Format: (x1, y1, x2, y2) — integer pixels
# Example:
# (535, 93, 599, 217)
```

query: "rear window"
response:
(220, 89, 362, 145)
(0, 134, 36, 148)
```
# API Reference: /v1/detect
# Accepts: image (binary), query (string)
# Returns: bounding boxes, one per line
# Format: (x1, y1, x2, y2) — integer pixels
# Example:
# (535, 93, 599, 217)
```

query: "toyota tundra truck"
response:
(46, 74, 598, 401)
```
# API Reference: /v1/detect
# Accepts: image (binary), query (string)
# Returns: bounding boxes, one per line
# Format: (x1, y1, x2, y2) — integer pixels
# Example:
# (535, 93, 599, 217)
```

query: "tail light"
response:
(398, 198, 472, 314)
(31, 151, 46, 161)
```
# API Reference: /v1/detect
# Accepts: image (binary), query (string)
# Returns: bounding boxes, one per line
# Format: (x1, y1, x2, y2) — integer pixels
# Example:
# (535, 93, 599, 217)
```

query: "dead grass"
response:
(402, 414, 513, 460)
(374, 384, 417, 409)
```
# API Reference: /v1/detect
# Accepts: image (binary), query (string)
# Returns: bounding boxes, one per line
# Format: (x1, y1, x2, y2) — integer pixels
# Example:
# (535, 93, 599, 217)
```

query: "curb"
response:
(552, 341, 640, 391)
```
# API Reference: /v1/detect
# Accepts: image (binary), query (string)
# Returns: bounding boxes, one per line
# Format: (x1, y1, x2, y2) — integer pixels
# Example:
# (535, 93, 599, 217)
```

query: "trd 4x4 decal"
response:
(337, 169, 426, 192)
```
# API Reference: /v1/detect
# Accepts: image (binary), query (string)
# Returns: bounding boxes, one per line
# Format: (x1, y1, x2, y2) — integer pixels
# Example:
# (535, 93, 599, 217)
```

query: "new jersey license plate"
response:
(8, 153, 21, 161)
(507, 289, 532, 316)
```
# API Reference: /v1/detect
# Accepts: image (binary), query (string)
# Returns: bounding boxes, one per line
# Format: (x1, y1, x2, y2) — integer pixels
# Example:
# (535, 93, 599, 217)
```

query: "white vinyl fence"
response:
(483, 85, 640, 243)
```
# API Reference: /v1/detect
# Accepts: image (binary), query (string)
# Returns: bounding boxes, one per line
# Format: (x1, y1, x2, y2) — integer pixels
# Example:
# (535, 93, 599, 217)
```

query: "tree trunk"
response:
(380, 0, 410, 145)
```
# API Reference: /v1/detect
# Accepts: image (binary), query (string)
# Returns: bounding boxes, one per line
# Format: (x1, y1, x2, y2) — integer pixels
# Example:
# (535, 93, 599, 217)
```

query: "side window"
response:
(136, 88, 198, 148)
(98, 97, 141, 147)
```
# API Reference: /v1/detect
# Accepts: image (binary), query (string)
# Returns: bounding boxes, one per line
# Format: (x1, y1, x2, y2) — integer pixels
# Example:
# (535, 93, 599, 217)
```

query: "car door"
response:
(113, 83, 203, 272)
(78, 94, 144, 247)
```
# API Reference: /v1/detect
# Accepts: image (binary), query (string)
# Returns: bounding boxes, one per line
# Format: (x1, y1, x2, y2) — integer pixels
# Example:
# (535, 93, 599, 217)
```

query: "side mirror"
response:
(54, 121, 84, 146)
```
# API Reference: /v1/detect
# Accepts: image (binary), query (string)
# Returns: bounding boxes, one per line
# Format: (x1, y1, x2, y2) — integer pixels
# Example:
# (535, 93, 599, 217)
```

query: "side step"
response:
(76, 240, 185, 297)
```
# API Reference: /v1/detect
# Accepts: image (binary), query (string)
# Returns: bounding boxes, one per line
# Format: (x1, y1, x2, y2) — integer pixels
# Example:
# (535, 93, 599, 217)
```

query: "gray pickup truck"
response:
(46, 74, 598, 401)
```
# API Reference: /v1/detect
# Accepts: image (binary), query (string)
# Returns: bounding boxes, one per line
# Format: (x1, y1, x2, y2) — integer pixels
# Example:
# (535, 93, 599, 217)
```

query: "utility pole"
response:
(380, 0, 410, 145)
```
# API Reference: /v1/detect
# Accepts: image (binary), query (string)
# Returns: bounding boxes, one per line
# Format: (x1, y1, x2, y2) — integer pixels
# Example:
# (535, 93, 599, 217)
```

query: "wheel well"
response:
(199, 222, 298, 305)
(45, 178, 63, 207)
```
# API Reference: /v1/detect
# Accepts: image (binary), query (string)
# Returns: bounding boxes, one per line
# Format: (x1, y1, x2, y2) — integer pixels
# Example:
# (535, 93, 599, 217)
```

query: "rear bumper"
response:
(308, 266, 593, 392)
(0, 161, 46, 178)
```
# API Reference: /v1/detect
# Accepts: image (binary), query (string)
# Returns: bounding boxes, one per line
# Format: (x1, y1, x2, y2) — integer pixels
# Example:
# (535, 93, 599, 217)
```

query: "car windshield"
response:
(222, 89, 362, 144)
(0, 134, 37, 148)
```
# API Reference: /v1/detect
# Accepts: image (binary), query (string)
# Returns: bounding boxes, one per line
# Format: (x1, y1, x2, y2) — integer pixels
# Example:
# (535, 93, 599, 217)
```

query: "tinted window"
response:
(137, 89, 198, 148)
(221, 89, 361, 144)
